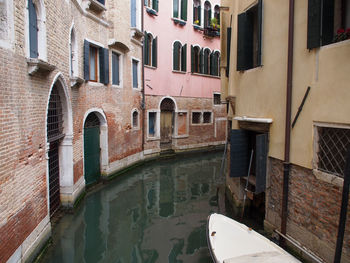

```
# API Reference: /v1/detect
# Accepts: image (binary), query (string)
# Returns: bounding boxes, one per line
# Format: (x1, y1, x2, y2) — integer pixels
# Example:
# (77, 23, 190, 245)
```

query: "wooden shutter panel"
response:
(199, 48, 204, 74)
(257, 0, 263, 67)
(204, 50, 209, 74)
(198, 6, 201, 24)
(153, 0, 158, 11)
(230, 129, 250, 178)
(144, 32, 149, 65)
(99, 47, 109, 84)
(237, 13, 247, 71)
(307, 0, 322, 49)
(226, 27, 231, 77)
(173, 0, 179, 18)
(208, 9, 212, 27)
(181, 0, 187, 21)
(181, 44, 187, 72)
(191, 45, 194, 73)
(83, 40, 90, 80)
(28, 0, 38, 58)
(152, 37, 157, 67)
(112, 53, 119, 85)
(322, 0, 334, 46)
(255, 133, 268, 194)
(173, 42, 180, 70)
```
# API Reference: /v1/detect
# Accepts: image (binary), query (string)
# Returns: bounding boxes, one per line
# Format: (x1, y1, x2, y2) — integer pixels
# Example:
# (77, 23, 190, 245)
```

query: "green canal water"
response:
(40, 151, 263, 263)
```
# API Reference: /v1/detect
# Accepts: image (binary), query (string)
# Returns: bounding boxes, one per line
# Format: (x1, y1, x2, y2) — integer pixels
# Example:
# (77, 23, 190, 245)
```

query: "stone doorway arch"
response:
(160, 97, 176, 150)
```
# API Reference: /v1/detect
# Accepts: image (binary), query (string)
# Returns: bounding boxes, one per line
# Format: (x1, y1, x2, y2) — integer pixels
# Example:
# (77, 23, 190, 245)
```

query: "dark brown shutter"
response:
(83, 40, 90, 80)
(230, 129, 250, 178)
(237, 13, 247, 71)
(322, 0, 334, 46)
(191, 45, 194, 73)
(307, 0, 322, 49)
(255, 133, 268, 194)
(257, 0, 263, 67)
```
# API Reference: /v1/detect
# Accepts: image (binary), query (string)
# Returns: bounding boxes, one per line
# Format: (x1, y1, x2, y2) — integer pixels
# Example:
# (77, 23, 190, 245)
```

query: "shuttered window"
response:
(144, 32, 157, 67)
(181, 44, 187, 72)
(191, 45, 201, 73)
(173, 0, 179, 18)
(152, 37, 157, 67)
(193, 0, 201, 24)
(28, 0, 38, 58)
(180, 0, 187, 21)
(173, 41, 181, 71)
(112, 52, 120, 85)
(203, 48, 210, 75)
(204, 1, 211, 28)
(99, 47, 109, 84)
(173, 0, 187, 20)
(132, 59, 139, 88)
(152, 0, 158, 12)
(236, 0, 263, 71)
(89, 46, 98, 82)
(84, 40, 109, 84)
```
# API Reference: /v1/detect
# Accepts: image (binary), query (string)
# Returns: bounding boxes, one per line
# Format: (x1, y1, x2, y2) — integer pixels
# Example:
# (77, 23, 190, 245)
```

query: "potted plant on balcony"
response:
(193, 20, 201, 30)
(204, 18, 220, 37)
(334, 28, 350, 43)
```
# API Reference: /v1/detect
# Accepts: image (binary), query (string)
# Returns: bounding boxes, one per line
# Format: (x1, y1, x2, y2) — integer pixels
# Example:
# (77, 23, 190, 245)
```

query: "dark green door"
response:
(84, 113, 101, 185)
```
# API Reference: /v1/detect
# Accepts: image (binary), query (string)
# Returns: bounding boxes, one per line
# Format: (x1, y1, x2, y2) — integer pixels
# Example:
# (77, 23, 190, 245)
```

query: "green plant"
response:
(210, 18, 218, 29)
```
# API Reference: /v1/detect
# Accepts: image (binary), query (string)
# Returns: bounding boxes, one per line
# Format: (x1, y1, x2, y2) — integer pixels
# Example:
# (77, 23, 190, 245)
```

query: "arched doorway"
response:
(84, 112, 101, 185)
(160, 98, 175, 149)
(47, 84, 64, 216)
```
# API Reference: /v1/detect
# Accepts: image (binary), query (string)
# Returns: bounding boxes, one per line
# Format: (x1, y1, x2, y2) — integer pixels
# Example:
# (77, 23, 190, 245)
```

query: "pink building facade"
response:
(143, 0, 226, 154)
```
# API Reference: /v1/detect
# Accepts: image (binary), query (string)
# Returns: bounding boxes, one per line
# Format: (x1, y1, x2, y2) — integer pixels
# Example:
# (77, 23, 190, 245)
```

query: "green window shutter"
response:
(237, 13, 248, 71)
(257, 0, 263, 67)
(210, 51, 215, 75)
(173, 42, 180, 70)
(28, 0, 38, 58)
(152, 37, 158, 67)
(321, 0, 334, 46)
(181, 0, 187, 21)
(307, 0, 322, 49)
(199, 48, 204, 74)
(144, 32, 149, 65)
(198, 6, 201, 24)
(99, 47, 109, 84)
(204, 50, 208, 74)
(83, 40, 90, 80)
(181, 44, 187, 72)
(173, 0, 179, 18)
(191, 45, 194, 73)
(153, 0, 158, 11)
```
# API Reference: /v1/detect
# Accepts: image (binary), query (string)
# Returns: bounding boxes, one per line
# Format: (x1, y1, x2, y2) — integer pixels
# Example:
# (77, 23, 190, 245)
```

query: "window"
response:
(236, 0, 262, 71)
(213, 93, 221, 105)
(132, 110, 139, 128)
(149, 112, 156, 136)
(193, 0, 201, 25)
(173, 41, 187, 72)
(211, 50, 220, 76)
(192, 112, 201, 124)
(112, 52, 120, 85)
(204, 1, 212, 28)
(203, 48, 211, 75)
(173, 0, 187, 21)
(28, 0, 38, 58)
(144, 32, 158, 67)
(203, 112, 212, 123)
(132, 59, 139, 88)
(131, 0, 137, 27)
(145, 0, 159, 12)
(214, 5, 220, 25)
(191, 45, 201, 73)
(84, 40, 109, 84)
(308, 0, 350, 49)
(70, 28, 78, 77)
(316, 126, 350, 178)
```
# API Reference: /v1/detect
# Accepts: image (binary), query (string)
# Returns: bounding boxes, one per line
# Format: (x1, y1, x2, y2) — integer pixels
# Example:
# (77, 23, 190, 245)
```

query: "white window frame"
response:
(131, 108, 140, 130)
(85, 38, 105, 85)
(69, 24, 78, 78)
(191, 110, 202, 125)
(131, 57, 141, 90)
(202, 111, 213, 124)
(147, 109, 160, 140)
(111, 50, 123, 88)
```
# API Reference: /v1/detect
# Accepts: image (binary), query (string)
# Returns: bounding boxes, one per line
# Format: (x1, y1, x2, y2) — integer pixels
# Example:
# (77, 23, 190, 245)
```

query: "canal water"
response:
(40, 151, 263, 263)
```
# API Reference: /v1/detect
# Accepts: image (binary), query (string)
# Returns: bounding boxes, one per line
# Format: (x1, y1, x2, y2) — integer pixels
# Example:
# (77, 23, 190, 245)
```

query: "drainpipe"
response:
(280, 0, 295, 247)
(141, 0, 145, 152)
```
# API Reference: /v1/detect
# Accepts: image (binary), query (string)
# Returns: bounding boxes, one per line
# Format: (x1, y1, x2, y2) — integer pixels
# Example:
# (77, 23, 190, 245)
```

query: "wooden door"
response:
(160, 111, 173, 144)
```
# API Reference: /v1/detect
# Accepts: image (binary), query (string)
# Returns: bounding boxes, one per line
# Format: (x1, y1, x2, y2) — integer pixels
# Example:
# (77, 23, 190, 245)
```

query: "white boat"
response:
(207, 213, 301, 263)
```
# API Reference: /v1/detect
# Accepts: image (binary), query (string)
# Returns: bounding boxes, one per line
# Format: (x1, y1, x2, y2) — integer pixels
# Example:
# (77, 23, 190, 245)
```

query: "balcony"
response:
(203, 26, 220, 38)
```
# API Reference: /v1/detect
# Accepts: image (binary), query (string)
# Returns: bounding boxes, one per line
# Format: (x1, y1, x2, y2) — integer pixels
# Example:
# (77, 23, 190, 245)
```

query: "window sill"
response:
(130, 27, 144, 43)
(191, 72, 220, 79)
(87, 0, 106, 13)
(132, 87, 142, 91)
(172, 18, 186, 26)
(173, 134, 189, 139)
(146, 7, 158, 16)
(238, 65, 263, 73)
(27, 58, 55, 76)
(111, 84, 123, 89)
(147, 136, 160, 141)
(193, 24, 203, 31)
(172, 70, 186, 74)
(70, 76, 84, 88)
(312, 169, 343, 187)
(320, 38, 350, 50)
(145, 65, 157, 70)
(87, 81, 106, 87)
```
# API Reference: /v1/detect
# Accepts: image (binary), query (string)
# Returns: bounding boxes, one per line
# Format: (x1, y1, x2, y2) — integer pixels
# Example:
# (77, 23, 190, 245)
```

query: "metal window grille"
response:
(47, 85, 64, 142)
(203, 112, 211, 123)
(160, 98, 175, 111)
(48, 141, 60, 216)
(192, 112, 201, 124)
(214, 94, 221, 105)
(133, 111, 138, 128)
(317, 126, 350, 178)
(84, 113, 100, 128)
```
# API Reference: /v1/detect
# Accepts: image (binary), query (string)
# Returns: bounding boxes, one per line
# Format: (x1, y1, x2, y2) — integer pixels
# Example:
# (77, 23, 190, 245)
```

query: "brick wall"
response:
(266, 157, 350, 263)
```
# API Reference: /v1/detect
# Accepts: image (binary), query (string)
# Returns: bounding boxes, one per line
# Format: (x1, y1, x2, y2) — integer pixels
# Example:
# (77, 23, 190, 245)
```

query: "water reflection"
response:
(41, 151, 224, 263)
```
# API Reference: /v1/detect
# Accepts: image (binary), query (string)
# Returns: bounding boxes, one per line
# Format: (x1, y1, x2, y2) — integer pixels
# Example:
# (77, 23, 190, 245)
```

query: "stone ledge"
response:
(70, 76, 84, 88)
(312, 169, 344, 187)
(27, 58, 55, 76)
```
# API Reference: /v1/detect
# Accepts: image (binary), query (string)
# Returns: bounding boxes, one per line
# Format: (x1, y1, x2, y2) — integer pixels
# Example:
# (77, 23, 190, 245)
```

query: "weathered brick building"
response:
(0, 0, 144, 261)
(221, 0, 350, 262)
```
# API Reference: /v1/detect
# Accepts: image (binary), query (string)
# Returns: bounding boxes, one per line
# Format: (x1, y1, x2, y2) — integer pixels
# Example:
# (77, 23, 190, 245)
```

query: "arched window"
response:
(70, 27, 78, 77)
(173, 0, 188, 20)
(203, 48, 211, 75)
(214, 5, 220, 25)
(204, 1, 211, 28)
(210, 50, 220, 76)
(191, 45, 201, 73)
(27, 0, 47, 60)
(193, 0, 201, 25)
(132, 110, 139, 128)
(144, 32, 158, 67)
(173, 41, 187, 72)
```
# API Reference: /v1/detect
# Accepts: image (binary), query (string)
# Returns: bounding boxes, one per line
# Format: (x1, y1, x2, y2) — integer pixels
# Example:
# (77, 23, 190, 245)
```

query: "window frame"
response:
(89, 45, 99, 82)
(131, 109, 140, 129)
(111, 50, 123, 87)
(191, 111, 202, 125)
(193, 0, 201, 26)
(213, 93, 221, 105)
(147, 110, 160, 139)
(173, 0, 187, 21)
(131, 57, 141, 89)
(203, 111, 213, 124)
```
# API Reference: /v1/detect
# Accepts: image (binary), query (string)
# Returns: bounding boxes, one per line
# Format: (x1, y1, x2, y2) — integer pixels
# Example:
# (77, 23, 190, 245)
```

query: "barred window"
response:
(203, 112, 212, 123)
(192, 112, 201, 124)
(213, 93, 221, 105)
(317, 126, 350, 178)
